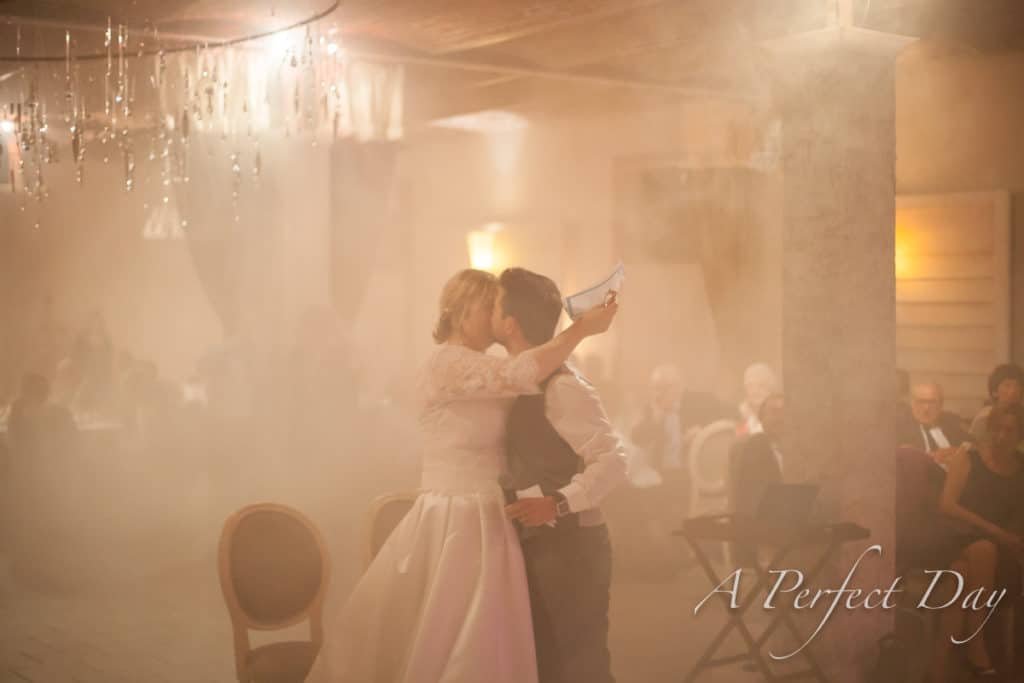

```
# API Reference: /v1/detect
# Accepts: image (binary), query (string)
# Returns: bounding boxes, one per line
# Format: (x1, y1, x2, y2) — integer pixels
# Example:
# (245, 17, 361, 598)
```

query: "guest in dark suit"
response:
(630, 364, 687, 474)
(630, 365, 737, 474)
(897, 381, 972, 469)
(737, 363, 780, 435)
(728, 393, 784, 566)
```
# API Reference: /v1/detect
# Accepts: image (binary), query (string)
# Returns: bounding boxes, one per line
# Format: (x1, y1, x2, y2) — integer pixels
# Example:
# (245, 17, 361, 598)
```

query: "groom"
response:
(493, 267, 627, 683)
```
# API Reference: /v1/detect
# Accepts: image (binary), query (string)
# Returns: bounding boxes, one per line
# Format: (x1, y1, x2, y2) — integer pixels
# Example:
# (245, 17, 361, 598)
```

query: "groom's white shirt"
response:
(544, 366, 628, 526)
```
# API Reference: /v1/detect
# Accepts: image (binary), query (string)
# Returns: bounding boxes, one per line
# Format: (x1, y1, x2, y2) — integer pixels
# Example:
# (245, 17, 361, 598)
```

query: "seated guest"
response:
(728, 394, 784, 566)
(631, 364, 736, 473)
(122, 359, 179, 446)
(898, 381, 972, 469)
(679, 385, 737, 438)
(737, 362, 779, 436)
(929, 404, 1024, 681)
(631, 364, 686, 472)
(894, 445, 948, 578)
(66, 311, 117, 415)
(629, 365, 733, 568)
(8, 373, 76, 458)
(969, 363, 1023, 440)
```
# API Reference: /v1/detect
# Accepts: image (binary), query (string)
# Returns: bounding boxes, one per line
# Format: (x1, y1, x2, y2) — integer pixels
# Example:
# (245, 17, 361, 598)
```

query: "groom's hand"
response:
(505, 497, 557, 527)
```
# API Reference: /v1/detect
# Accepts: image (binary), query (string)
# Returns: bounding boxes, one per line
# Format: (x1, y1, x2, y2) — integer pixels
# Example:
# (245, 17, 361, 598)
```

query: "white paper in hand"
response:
(564, 262, 625, 320)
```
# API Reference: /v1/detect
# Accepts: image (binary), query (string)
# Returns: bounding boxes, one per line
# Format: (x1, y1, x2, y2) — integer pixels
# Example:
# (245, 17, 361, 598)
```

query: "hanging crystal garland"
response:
(101, 17, 112, 151)
(66, 30, 87, 184)
(0, 3, 403, 235)
(230, 150, 241, 222)
(303, 25, 316, 141)
(13, 67, 52, 204)
(63, 31, 73, 124)
(117, 24, 135, 192)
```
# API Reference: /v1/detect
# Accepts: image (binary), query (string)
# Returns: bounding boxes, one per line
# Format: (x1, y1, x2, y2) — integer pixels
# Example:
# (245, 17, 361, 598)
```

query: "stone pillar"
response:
(777, 46, 898, 681)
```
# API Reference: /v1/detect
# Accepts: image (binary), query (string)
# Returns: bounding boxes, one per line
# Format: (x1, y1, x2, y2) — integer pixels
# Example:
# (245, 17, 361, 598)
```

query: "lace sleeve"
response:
(420, 345, 541, 403)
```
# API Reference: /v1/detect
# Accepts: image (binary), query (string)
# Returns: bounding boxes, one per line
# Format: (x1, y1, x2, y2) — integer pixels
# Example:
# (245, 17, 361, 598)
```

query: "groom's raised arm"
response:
(545, 371, 628, 513)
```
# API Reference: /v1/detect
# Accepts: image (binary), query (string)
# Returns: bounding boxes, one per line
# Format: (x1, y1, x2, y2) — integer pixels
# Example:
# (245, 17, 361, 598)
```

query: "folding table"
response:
(676, 515, 871, 682)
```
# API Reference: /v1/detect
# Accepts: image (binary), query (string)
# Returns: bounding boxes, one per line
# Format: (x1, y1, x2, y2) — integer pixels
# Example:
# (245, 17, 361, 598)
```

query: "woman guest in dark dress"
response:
(930, 404, 1024, 681)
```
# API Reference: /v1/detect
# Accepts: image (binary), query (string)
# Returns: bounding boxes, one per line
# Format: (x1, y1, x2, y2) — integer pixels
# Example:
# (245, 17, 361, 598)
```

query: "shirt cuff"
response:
(558, 481, 589, 514)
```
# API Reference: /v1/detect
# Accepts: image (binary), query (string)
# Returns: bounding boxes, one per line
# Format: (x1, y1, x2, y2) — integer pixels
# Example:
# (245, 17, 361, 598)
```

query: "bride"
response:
(310, 268, 618, 683)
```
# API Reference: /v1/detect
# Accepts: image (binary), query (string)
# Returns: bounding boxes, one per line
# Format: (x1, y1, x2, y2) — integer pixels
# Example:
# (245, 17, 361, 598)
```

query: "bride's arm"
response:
(425, 301, 619, 402)
(525, 302, 617, 380)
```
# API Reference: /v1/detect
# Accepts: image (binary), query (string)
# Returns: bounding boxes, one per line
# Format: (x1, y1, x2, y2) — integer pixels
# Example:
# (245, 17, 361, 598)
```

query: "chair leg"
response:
(1000, 607, 1014, 674)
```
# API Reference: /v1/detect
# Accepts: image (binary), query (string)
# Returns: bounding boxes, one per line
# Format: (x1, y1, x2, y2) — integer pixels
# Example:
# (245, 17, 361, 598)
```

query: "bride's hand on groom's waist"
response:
(505, 497, 558, 527)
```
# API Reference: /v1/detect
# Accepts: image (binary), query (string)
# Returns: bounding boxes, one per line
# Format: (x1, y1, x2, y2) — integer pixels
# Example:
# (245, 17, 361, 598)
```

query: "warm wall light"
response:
(894, 223, 914, 279)
(894, 245, 911, 279)
(466, 223, 504, 272)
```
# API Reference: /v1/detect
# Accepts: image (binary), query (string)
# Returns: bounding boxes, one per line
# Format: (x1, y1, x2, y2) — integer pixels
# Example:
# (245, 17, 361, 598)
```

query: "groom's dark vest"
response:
(503, 367, 582, 534)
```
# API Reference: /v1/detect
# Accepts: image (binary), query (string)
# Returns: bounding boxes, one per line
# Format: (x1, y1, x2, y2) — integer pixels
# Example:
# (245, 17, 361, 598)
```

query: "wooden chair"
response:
(688, 419, 738, 565)
(688, 419, 738, 519)
(218, 503, 330, 683)
(364, 491, 419, 568)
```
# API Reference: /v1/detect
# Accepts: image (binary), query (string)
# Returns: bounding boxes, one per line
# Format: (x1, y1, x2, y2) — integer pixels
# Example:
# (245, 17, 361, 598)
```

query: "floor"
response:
(0, 551, 773, 683)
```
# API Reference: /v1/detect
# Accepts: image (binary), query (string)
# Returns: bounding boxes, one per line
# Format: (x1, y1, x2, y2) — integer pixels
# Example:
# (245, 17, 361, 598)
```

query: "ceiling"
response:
(2, 0, 1023, 123)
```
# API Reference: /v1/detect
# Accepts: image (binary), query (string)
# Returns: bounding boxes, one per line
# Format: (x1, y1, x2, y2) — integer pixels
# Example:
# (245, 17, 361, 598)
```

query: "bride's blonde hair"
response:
(433, 269, 497, 343)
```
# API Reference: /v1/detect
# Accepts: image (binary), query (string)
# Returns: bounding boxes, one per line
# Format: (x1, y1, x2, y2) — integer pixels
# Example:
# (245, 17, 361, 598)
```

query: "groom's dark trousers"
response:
(521, 524, 614, 683)
(504, 367, 616, 683)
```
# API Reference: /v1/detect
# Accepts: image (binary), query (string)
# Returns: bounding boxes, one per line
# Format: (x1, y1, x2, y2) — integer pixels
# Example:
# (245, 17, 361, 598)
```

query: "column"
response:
(777, 44, 898, 681)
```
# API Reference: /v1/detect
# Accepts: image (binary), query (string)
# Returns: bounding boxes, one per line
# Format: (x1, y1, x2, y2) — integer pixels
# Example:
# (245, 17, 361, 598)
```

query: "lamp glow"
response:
(894, 223, 914, 279)
(466, 222, 508, 272)
(467, 230, 497, 271)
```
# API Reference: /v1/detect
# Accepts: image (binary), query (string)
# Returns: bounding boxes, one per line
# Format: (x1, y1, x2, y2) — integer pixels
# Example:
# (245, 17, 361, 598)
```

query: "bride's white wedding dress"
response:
(310, 343, 542, 683)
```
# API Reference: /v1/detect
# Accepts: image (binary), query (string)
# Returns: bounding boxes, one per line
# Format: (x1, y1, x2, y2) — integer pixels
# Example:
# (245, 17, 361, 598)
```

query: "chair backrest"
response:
(218, 503, 330, 631)
(689, 419, 738, 498)
(895, 446, 947, 574)
(365, 492, 418, 568)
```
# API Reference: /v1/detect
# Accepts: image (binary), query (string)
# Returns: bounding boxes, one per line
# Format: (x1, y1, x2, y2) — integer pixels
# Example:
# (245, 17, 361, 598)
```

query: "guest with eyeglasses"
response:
(898, 381, 972, 469)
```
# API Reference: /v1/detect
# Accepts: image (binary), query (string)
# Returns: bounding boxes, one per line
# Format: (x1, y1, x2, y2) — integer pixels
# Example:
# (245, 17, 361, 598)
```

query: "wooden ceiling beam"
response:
(465, 34, 716, 91)
(461, 2, 724, 90)
(354, 46, 756, 100)
(431, 0, 669, 55)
